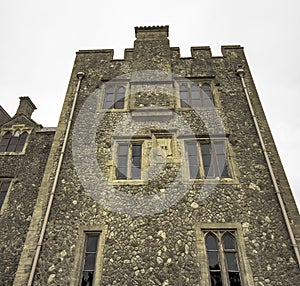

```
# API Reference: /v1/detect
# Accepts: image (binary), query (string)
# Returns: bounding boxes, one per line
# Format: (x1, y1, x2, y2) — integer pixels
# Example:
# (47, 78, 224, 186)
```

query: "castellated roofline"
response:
(77, 45, 243, 60)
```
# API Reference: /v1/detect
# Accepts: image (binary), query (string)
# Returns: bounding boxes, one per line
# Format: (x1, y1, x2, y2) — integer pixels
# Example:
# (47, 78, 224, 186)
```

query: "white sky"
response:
(0, 0, 299, 209)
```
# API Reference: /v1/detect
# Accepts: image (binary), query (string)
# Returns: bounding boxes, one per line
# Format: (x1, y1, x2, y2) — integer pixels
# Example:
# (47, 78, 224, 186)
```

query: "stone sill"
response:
(131, 108, 174, 121)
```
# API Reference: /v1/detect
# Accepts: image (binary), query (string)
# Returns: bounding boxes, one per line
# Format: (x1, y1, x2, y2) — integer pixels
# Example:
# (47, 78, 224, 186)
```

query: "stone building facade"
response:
(0, 26, 300, 285)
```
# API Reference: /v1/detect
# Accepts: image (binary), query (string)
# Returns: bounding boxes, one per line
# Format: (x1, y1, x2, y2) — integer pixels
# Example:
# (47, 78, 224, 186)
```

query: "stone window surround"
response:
(108, 134, 238, 186)
(180, 137, 238, 184)
(109, 137, 148, 185)
(70, 225, 108, 286)
(174, 78, 219, 110)
(0, 124, 32, 156)
(98, 80, 130, 112)
(195, 222, 254, 286)
(0, 178, 14, 215)
(109, 132, 180, 185)
(97, 78, 219, 112)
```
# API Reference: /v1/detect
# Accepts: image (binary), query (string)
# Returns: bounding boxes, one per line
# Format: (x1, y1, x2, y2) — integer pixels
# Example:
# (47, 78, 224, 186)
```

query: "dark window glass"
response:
(210, 272, 223, 286)
(180, 85, 189, 107)
(131, 144, 141, 179)
(81, 271, 94, 286)
(201, 143, 215, 178)
(223, 233, 236, 250)
(115, 87, 125, 109)
(81, 233, 99, 286)
(103, 87, 114, 109)
(191, 85, 201, 107)
(0, 181, 11, 209)
(202, 84, 214, 107)
(117, 144, 129, 179)
(187, 142, 200, 179)
(214, 142, 229, 177)
(0, 132, 12, 152)
(206, 234, 222, 285)
(222, 233, 241, 286)
(206, 233, 218, 250)
(15, 132, 28, 152)
(228, 272, 241, 286)
(208, 252, 221, 270)
(7, 130, 20, 152)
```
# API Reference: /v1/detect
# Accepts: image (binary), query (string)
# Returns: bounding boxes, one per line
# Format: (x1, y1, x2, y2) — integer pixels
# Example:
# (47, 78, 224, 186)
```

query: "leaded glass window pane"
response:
(15, 132, 28, 152)
(131, 144, 141, 179)
(187, 142, 200, 179)
(202, 84, 214, 107)
(201, 143, 215, 178)
(0, 132, 11, 152)
(180, 85, 189, 107)
(81, 233, 99, 286)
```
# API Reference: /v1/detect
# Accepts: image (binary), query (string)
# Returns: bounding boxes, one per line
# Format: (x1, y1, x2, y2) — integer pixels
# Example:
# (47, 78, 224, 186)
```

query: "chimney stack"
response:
(15, 96, 36, 118)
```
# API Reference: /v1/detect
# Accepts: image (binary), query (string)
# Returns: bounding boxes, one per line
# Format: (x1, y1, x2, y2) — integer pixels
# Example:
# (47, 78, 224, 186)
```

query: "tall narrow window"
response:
(206, 233, 222, 286)
(15, 131, 28, 152)
(103, 86, 125, 109)
(222, 233, 241, 286)
(114, 87, 125, 109)
(0, 180, 11, 209)
(191, 85, 201, 107)
(204, 231, 242, 286)
(186, 142, 200, 179)
(179, 85, 189, 107)
(116, 143, 142, 180)
(200, 143, 214, 178)
(0, 131, 12, 152)
(81, 233, 100, 286)
(201, 84, 214, 107)
(131, 144, 142, 179)
(117, 144, 129, 179)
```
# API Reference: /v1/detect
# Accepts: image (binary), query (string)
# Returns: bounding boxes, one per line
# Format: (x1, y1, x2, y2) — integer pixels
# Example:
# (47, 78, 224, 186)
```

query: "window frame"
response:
(0, 125, 32, 155)
(195, 223, 254, 286)
(177, 81, 215, 109)
(114, 140, 143, 182)
(101, 82, 128, 111)
(183, 138, 232, 181)
(0, 178, 13, 215)
(70, 225, 108, 286)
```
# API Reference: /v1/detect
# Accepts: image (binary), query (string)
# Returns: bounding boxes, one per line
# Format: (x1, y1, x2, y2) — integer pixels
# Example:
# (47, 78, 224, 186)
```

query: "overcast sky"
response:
(0, 0, 299, 209)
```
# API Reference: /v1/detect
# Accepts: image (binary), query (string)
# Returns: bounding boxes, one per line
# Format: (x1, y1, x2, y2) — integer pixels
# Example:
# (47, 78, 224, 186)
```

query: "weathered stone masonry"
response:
(1, 26, 300, 285)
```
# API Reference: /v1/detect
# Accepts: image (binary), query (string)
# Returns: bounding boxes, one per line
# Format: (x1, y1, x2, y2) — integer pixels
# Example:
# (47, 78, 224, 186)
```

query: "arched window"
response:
(7, 130, 20, 152)
(205, 233, 222, 286)
(179, 82, 215, 108)
(222, 233, 241, 285)
(204, 231, 242, 286)
(0, 131, 12, 152)
(15, 131, 28, 152)
(103, 85, 125, 109)
(0, 130, 29, 153)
